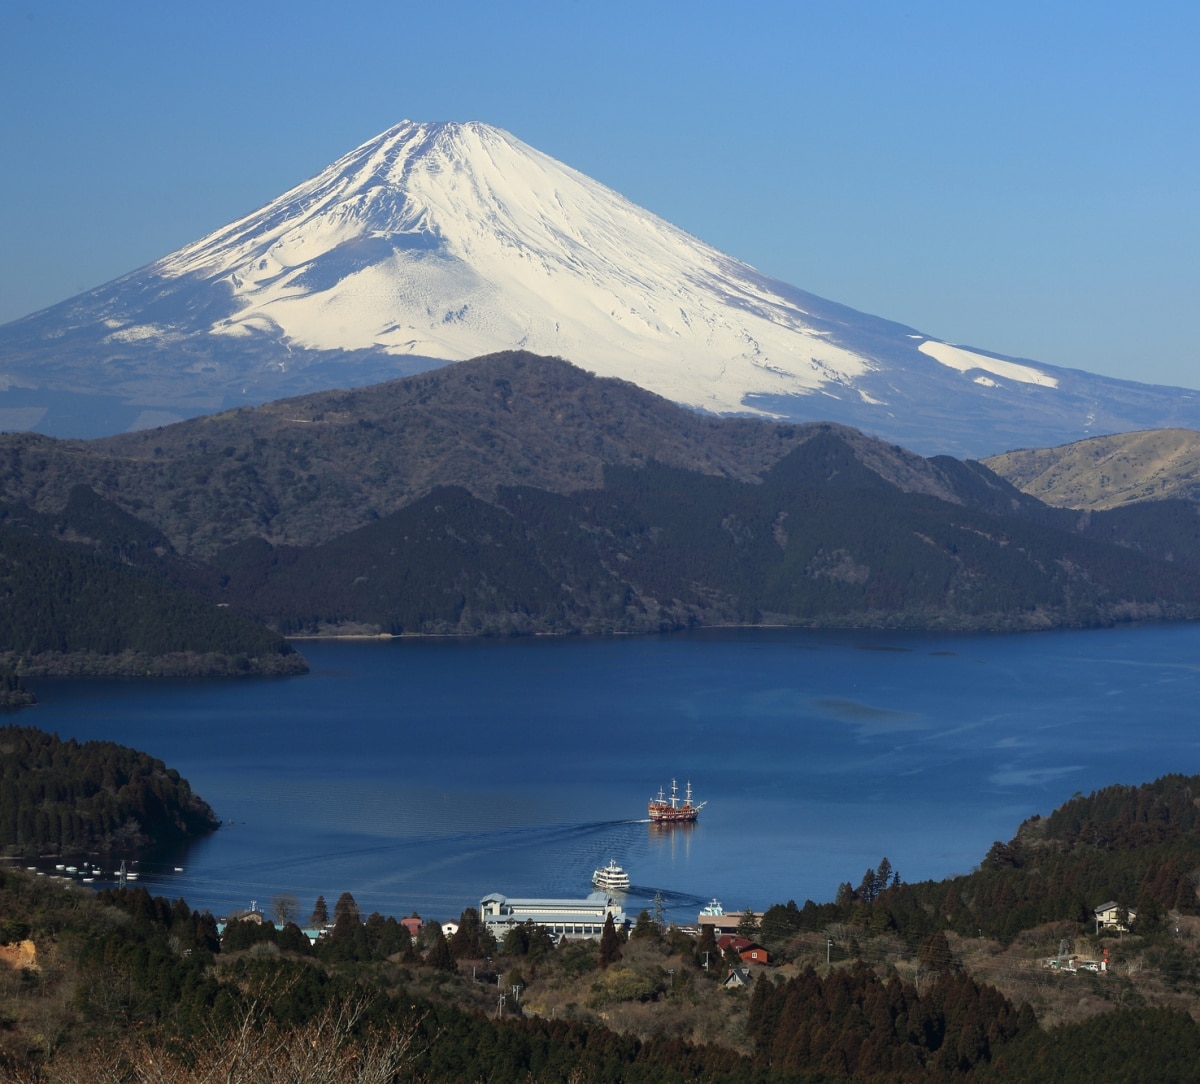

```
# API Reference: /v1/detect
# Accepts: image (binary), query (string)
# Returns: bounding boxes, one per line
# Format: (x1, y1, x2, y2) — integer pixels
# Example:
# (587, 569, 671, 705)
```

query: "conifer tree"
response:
(630, 909, 657, 940)
(736, 907, 759, 938)
(598, 913, 622, 968)
(333, 891, 358, 924)
(425, 925, 456, 971)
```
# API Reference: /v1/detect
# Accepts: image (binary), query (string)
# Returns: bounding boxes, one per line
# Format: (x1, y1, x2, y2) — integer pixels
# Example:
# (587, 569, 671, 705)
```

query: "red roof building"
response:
(717, 935, 771, 965)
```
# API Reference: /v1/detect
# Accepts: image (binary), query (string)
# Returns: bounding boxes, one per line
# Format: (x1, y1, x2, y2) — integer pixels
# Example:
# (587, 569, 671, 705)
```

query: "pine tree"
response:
(918, 929, 956, 974)
(425, 926, 456, 971)
(598, 913, 622, 968)
(630, 909, 657, 940)
(333, 891, 358, 924)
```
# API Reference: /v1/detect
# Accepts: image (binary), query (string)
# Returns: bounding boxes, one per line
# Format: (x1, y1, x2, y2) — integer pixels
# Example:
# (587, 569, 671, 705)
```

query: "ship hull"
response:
(647, 804, 700, 823)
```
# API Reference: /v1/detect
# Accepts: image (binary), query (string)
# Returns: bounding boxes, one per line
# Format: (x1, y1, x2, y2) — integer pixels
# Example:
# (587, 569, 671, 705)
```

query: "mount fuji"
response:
(3, 120, 1199, 456)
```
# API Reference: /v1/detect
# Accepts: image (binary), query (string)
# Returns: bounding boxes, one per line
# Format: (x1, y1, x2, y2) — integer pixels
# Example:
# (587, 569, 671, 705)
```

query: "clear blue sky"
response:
(2, 1, 1197, 387)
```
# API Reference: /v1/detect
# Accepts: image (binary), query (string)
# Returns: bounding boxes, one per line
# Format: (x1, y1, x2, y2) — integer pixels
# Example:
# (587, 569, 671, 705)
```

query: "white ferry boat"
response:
(592, 859, 631, 892)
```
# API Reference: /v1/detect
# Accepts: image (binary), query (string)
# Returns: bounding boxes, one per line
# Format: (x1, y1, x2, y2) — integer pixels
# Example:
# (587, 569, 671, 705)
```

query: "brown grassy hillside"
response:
(984, 429, 1200, 510)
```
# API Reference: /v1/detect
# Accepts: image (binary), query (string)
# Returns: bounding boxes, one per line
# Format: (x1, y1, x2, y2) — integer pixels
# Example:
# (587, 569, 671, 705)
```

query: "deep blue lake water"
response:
(16, 623, 1200, 926)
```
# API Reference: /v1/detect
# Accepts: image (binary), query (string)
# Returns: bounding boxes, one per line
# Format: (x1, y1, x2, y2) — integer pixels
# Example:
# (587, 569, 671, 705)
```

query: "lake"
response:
(17, 622, 1200, 927)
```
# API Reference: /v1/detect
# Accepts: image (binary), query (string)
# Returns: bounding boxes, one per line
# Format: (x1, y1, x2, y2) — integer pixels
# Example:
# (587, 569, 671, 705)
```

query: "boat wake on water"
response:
(205, 818, 643, 879)
(122, 778, 711, 920)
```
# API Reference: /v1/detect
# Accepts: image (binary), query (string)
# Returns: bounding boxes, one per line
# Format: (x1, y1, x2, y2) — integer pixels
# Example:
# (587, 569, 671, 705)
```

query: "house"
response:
(1094, 902, 1136, 932)
(723, 967, 753, 989)
(400, 916, 423, 942)
(480, 891, 628, 941)
(216, 905, 265, 936)
(717, 934, 771, 965)
(441, 921, 460, 940)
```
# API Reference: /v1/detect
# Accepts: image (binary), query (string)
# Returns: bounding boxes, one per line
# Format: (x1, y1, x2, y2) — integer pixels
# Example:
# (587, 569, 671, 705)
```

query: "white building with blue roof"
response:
(480, 891, 627, 941)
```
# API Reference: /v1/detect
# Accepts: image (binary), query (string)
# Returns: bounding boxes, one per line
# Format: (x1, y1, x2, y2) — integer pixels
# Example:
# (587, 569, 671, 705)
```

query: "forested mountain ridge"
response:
(0, 352, 1027, 559)
(3, 353, 1200, 645)
(0, 492, 305, 678)
(207, 431, 1200, 636)
(776, 775, 1200, 948)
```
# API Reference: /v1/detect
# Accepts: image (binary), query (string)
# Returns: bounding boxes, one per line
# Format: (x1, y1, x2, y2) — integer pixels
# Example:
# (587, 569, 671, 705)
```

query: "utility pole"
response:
(827, 937, 833, 965)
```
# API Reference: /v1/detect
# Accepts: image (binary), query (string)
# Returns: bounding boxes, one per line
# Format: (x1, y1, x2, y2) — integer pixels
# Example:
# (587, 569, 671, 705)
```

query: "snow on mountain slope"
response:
(917, 340, 1058, 389)
(153, 120, 875, 416)
(3, 119, 1200, 455)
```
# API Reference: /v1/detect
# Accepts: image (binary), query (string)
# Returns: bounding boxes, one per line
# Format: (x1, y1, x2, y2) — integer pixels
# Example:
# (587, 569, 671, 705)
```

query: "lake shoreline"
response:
(18, 624, 1200, 925)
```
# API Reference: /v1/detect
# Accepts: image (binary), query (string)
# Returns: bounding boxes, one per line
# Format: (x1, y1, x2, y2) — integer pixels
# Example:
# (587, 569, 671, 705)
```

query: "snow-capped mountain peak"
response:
(4, 119, 1200, 455)
(155, 119, 875, 415)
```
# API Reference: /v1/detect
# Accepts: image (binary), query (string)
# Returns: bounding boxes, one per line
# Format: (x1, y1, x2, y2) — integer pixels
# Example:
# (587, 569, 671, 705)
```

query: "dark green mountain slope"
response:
(209, 429, 1200, 635)
(3, 354, 1200, 642)
(212, 485, 640, 636)
(1073, 499, 1200, 569)
(835, 774, 1200, 946)
(0, 496, 305, 676)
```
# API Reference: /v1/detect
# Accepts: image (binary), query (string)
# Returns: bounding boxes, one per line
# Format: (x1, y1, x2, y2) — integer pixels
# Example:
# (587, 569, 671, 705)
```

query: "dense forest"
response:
(0, 492, 306, 681)
(0, 725, 218, 855)
(0, 774, 1198, 1079)
(741, 775, 1200, 956)
(2, 356, 1200, 665)
(207, 434, 1200, 636)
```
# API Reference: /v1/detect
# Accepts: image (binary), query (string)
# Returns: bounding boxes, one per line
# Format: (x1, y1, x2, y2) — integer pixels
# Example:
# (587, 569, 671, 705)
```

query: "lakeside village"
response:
(209, 779, 1136, 982)
(211, 780, 1132, 982)
(6, 780, 1139, 982)
(211, 883, 1133, 985)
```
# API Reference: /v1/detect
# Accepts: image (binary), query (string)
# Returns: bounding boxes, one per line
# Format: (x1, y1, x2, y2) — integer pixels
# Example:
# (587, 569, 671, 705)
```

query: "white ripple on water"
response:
(165, 817, 681, 919)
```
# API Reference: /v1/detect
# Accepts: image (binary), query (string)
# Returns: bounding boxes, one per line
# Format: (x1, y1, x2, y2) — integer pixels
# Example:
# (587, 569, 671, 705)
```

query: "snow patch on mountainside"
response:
(108, 324, 169, 343)
(918, 340, 1058, 388)
(156, 121, 875, 416)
